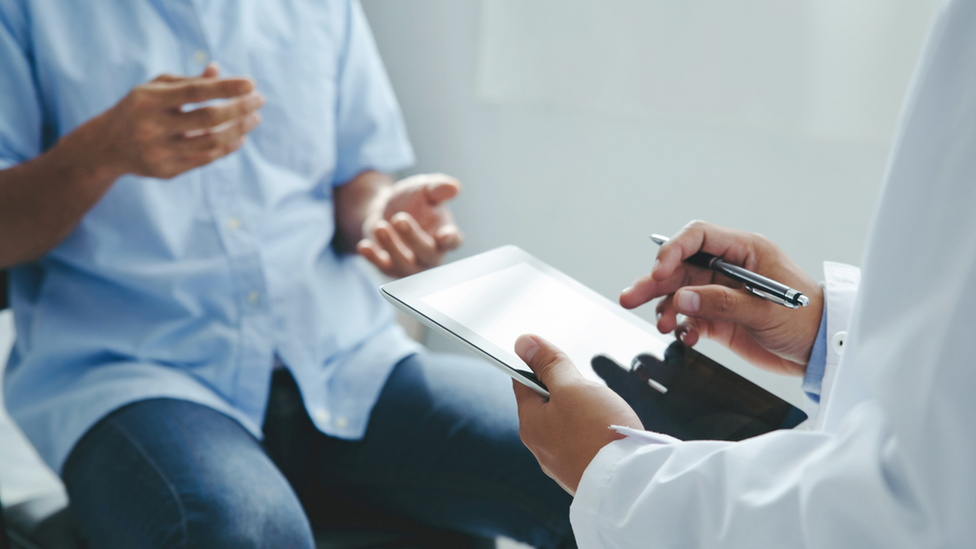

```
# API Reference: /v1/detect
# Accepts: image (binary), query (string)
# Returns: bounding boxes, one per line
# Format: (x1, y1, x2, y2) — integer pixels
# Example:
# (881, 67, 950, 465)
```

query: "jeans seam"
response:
(104, 417, 190, 549)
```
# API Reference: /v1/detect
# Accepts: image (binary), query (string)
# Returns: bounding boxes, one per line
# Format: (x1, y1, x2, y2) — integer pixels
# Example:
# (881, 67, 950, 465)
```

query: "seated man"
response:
(0, 2, 573, 547)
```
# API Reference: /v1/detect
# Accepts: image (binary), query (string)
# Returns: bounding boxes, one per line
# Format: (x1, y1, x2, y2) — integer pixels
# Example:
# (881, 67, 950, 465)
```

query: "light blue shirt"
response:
(802, 303, 829, 404)
(0, 0, 422, 472)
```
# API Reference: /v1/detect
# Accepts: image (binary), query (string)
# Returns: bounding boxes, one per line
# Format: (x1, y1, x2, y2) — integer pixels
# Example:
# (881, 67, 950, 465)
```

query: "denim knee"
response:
(63, 399, 316, 549)
(183, 481, 314, 549)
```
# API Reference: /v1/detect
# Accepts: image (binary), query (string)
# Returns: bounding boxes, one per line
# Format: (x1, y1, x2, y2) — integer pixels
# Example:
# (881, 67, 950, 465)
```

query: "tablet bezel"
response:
(380, 245, 671, 397)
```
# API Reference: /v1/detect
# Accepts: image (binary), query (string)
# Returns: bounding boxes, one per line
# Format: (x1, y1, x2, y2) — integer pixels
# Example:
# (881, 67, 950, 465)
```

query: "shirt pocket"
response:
(247, 49, 337, 182)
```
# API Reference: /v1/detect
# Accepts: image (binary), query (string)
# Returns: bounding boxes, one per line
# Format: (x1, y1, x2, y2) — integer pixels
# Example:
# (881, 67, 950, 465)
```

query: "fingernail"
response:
(652, 259, 660, 272)
(677, 290, 700, 313)
(656, 310, 663, 322)
(621, 286, 633, 296)
(515, 336, 540, 363)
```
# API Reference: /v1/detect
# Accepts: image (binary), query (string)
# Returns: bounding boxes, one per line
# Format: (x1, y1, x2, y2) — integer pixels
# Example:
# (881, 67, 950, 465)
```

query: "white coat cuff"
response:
(570, 428, 679, 547)
(814, 261, 860, 428)
(572, 437, 658, 548)
(610, 425, 681, 445)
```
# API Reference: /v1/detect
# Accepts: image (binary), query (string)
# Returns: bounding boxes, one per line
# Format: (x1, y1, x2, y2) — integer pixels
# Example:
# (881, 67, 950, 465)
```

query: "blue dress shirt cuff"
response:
(802, 299, 829, 404)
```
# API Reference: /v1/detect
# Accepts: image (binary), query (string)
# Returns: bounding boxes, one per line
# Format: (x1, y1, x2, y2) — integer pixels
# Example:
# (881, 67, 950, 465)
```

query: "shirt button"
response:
(248, 290, 260, 305)
(193, 50, 209, 65)
(334, 417, 349, 429)
(226, 217, 242, 230)
(313, 409, 330, 424)
(831, 331, 847, 355)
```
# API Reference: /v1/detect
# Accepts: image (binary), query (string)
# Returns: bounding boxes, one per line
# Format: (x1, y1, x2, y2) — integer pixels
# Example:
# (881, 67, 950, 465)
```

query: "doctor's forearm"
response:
(573, 417, 927, 549)
(0, 114, 123, 268)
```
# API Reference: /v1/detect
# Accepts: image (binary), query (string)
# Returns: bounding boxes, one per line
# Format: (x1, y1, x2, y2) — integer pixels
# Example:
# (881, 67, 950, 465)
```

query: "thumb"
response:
(673, 285, 771, 327)
(514, 335, 583, 390)
(424, 175, 462, 205)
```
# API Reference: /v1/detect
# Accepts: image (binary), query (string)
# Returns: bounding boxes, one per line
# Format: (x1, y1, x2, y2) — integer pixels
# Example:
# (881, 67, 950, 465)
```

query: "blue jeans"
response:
(62, 353, 575, 548)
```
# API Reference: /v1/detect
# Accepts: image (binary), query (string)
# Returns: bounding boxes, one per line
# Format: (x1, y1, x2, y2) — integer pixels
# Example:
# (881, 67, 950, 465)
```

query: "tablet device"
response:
(381, 246, 807, 441)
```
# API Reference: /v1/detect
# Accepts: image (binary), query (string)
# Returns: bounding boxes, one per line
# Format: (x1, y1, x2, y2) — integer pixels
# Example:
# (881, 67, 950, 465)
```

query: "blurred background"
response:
(361, 0, 941, 407)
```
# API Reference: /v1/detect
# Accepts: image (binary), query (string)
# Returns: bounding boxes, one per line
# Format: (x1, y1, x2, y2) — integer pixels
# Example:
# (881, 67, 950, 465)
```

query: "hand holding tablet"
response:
(381, 246, 806, 441)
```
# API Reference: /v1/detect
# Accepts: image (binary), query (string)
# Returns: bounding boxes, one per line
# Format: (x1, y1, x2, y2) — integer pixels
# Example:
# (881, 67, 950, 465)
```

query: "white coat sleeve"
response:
(570, 263, 875, 549)
(571, 402, 919, 549)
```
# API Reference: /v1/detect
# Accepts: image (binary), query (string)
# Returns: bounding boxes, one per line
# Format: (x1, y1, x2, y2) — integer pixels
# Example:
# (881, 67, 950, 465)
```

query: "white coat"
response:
(570, 1, 976, 547)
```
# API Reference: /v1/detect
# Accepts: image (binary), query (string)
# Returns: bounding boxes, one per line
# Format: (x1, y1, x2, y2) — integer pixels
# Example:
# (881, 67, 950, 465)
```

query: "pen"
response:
(650, 234, 810, 310)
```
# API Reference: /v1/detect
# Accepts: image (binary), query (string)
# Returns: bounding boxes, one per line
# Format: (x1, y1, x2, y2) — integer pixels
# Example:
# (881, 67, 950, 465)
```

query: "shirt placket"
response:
(172, 0, 276, 420)
(152, 0, 213, 74)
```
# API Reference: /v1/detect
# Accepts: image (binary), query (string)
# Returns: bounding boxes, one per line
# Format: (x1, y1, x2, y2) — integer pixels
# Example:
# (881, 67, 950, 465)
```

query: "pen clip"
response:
(744, 284, 799, 309)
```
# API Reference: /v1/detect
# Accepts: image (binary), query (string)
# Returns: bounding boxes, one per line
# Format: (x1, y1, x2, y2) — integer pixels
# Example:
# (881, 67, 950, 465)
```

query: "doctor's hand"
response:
(512, 334, 642, 496)
(620, 220, 823, 376)
(358, 173, 464, 278)
(88, 63, 263, 180)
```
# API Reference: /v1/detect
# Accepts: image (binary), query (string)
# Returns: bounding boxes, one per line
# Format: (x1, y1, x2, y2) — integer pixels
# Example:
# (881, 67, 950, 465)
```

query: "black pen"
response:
(650, 234, 809, 310)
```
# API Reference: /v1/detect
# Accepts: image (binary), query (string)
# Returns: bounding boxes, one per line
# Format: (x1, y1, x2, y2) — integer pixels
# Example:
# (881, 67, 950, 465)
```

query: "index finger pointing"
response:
(620, 262, 714, 309)
(161, 77, 256, 107)
(652, 221, 747, 282)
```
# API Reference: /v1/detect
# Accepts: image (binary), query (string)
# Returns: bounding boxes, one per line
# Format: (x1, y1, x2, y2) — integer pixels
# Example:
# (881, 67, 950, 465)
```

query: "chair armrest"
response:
(3, 492, 82, 549)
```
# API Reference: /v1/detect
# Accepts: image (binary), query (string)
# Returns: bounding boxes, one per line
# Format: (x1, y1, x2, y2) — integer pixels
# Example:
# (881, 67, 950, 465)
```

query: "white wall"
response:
(361, 0, 938, 406)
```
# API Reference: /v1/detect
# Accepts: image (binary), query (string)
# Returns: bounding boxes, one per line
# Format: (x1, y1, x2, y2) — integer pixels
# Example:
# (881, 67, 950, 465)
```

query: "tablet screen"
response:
(384, 246, 808, 440)
(423, 262, 668, 383)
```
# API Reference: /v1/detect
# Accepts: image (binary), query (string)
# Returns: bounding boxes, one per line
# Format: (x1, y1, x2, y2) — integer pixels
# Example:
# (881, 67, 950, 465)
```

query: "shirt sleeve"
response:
(331, 0, 415, 186)
(801, 297, 829, 403)
(0, 1, 44, 171)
